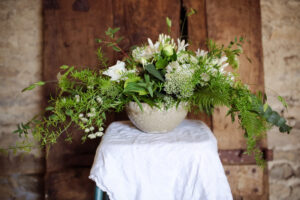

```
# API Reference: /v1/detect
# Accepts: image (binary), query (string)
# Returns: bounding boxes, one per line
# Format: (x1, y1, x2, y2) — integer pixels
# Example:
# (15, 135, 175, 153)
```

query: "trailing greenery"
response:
(2, 17, 292, 167)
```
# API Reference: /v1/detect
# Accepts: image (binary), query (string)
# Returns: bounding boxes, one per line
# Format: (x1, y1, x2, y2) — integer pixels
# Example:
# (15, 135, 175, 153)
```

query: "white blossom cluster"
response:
(76, 96, 105, 139)
(131, 34, 190, 66)
(164, 61, 194, 98)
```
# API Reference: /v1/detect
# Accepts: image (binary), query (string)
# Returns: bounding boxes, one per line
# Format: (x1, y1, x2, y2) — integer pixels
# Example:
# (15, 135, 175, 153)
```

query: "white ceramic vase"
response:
(125, 102, 188, 133)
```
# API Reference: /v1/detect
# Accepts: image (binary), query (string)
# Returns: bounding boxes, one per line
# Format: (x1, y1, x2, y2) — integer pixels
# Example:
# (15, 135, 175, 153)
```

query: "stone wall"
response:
(0, 0, 44, 200)
(261, 0, 300, 199)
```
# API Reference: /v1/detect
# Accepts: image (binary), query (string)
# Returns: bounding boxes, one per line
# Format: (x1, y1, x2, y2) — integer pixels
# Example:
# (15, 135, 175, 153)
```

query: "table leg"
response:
(94, 185, 103, 200)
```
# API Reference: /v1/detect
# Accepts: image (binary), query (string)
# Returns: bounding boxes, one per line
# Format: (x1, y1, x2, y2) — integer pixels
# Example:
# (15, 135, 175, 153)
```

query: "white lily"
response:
(196, 49, 208, 57)
(147, 38, 160, 54)
(103, 61, 126, 82)
(177, 38, 189, 52)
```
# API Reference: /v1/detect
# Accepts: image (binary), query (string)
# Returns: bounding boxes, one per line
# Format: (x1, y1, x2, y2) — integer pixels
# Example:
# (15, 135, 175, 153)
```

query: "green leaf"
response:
(22, 81, 45, 92)
(116, 36, 124, 43)
(145, 64, 164, 82)
(166, 17, 172, 28)
(35, 81, 45, 86)
(155, 57, 168, 69)
(278, 96, 288, 109)
(95, 38, 102, 43)
(263, 103, 268, 112)
(132, 95, 143, 111)
(111, 27, 120, 34)
(124, 82, 148, 95)
(45, 106, 54, 111)
(147, 86, 153, 97)
(22, 84, 36, 92)
(124, 76, 141, 88)
(112, 46, 121, 52)
(65, 110, 73, 116)
(60, 65, 69, 70)
(187, 8, 197, 17)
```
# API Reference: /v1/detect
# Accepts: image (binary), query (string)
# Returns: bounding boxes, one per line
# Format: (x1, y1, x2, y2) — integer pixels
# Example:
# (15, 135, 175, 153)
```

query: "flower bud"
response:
(162, 45, 174, 57)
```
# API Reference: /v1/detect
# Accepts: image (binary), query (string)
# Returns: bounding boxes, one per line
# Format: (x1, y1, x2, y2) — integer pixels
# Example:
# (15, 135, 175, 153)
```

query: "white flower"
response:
(96, 96, 103, 104)
(132, 46, 153, 65)
(196, 49, 208, 57)
(166, 61, 180, 73)
(218, 56, 228, 65)
(177, 53, 189, 64)
(147, 38, 160, 54)
(158, 34, 176, 48)
(81, 117, 88, 123)
(190, 55, 198, 64)
(103, 61, 126, 82)
(78, 113, 84, 118)
(211, 59, 219, 65)
(84, 128, 90, 133)
(220, 63, 229, 73)
(200, 73, 210, 82)
(87, 113, 95, 117)
(95, 132, 104, 137)
(99, 127, 104, 132)
(87, 85, 94, 90)
(89, 126, 95, 131)
(90, 108, 96, 113)
(177, 38, 189, 52)
(75, 95, 80, 102)
(88, 134, 96, 139)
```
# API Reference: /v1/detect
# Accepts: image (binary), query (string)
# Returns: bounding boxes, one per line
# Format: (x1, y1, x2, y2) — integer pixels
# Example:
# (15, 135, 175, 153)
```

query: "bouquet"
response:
(7, 18, 291, 165)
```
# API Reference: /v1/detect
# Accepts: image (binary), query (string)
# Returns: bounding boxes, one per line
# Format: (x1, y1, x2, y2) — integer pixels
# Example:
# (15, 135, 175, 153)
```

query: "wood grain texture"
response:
(45, 168, 94, 200)
(43, 1, 114, 198)
(206, 0, 265, 149)
(43, 0, 114, 94)
(224, 165, 268, 198)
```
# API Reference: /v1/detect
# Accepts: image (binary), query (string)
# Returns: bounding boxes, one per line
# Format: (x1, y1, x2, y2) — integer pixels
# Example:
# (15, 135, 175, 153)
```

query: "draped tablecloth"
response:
(89, 120, 232, 200)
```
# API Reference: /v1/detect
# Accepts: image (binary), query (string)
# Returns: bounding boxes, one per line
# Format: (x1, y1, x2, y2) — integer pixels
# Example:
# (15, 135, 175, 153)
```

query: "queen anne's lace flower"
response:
(164, 62, 194, 98)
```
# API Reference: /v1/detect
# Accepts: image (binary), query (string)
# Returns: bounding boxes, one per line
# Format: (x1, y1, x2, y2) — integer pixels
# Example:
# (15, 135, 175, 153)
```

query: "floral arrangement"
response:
(5, 18, 291, 165)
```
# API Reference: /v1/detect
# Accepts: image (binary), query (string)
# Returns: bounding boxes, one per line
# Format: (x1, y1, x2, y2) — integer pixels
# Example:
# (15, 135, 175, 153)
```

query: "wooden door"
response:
(43, 0, 270, 199)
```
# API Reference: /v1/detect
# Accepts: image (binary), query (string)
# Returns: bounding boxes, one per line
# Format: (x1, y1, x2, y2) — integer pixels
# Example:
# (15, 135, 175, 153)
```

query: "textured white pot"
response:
(126, 102, 188, 133)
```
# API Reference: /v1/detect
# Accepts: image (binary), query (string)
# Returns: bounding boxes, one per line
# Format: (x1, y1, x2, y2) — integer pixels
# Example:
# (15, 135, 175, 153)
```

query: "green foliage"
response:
(166, 17, 172, 34)
(22, 81, 45, 92)
(6, 26, 291, 168)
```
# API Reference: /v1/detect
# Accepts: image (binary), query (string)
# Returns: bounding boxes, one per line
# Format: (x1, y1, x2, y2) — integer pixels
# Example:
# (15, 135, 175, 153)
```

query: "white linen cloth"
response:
(89, 120, 232, 200)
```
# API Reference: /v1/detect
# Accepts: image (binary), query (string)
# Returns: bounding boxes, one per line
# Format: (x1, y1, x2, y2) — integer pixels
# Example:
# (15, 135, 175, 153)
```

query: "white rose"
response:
(103, 61, 126, 82)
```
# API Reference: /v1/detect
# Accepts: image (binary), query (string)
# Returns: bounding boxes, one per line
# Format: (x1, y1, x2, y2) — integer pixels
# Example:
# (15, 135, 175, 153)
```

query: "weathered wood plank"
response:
(224, 165, 267, 197)
(43, 0, 114, 94)
(45, 168, 94, 200)
(43, 0, 114, 172)
(206, 0, 266, 149)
